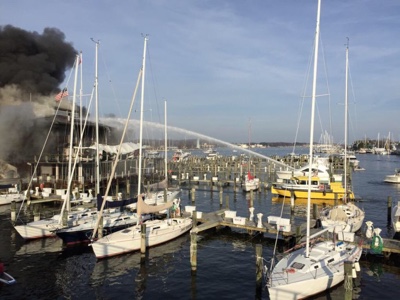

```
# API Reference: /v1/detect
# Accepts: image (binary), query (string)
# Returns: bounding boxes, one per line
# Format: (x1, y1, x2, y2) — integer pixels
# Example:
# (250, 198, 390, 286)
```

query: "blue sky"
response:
(1, 0, 400, 144)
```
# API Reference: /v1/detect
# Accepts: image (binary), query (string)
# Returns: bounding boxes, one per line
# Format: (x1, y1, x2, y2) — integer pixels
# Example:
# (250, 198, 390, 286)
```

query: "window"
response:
(291, 262, 305, 270)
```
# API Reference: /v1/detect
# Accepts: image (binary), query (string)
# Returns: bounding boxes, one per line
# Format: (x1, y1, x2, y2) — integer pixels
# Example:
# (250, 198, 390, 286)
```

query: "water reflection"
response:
(91, 233, 190, 296)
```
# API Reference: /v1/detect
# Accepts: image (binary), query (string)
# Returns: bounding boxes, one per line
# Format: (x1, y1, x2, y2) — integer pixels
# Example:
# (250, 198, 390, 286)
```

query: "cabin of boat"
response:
(271, 175, 355, 201)
(172, 149, 191, 162)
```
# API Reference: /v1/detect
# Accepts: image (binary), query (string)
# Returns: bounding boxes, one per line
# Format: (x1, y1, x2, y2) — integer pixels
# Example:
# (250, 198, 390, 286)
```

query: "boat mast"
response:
(66, 55, 80, 212)
(79, 51, 83, 154)
(92, 38, 101, 196)
(137, 35, 148, 197)
(164, 100, 168, 186)
(90, 66, 143, 240)
(344, 38, 349, 203)
(306, 0, 321, 258)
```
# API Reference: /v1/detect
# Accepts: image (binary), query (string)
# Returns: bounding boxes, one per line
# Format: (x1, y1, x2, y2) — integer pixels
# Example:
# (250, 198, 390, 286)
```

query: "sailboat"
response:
(13, 54, 99, 240)
(126, 101, 181, 211)
(319, 40, 365, 233)
(92, 195, 191, 259)
(319, 200, 364, 233)
(54, 41, 142, 245)
(91, 36, 192, 259)
(266, 1, 362, 298)
(243, 171, 260, 192)
(0, 183, 25, 206)
(243, 119, 260, 192)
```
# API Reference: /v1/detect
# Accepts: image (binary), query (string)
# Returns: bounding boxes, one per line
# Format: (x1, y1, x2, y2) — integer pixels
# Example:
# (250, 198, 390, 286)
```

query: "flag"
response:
(55, 88, 68, 101)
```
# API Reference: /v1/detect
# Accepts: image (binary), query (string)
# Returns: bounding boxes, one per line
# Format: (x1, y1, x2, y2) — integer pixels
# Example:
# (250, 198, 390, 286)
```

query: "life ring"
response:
(319, 184, 324, 190)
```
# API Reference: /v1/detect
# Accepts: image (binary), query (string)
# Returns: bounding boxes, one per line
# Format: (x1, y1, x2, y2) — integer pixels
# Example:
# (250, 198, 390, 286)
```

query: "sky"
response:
(1, 0, 400, 145)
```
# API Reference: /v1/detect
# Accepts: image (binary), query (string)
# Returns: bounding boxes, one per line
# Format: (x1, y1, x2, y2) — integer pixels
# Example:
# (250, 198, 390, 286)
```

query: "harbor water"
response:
(1, 147, 400, 299)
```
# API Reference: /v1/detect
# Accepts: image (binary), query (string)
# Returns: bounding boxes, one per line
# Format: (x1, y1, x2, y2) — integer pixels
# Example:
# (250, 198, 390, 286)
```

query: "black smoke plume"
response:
(0, 25, 77, 95)
(0, 25, 77, 166)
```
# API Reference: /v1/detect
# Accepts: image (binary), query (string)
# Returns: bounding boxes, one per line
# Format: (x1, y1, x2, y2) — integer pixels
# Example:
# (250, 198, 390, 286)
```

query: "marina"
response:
(1, 1, 399, 299)
(1, 147, 400, 299)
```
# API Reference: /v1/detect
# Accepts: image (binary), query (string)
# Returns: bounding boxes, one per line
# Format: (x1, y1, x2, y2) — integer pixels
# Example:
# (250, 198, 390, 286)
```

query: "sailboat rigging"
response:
(266, 1, 363, 299)
(319, 39, 365, 233)
(91, 36, 192, 259)
(13, 55, 99, 239)
(53, 42, 145, 245)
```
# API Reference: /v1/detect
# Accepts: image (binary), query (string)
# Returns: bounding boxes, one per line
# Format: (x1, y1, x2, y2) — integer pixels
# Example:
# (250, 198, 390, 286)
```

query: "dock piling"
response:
(190, 232, 197, 274)
(192, 210, 197, 227)
(387, 196, 392, 224)
(257, 213, 263, 228)
(313, 203, 318, 220)
(344, 261, 353, 299)
(290, 191, 295, 213)
(191, 187, 196, 202)
(255, 244, 263, 290)
(62, 209, 68, 227)
(33, 205, 40, 222)
(249, 207, 255, 222)
(140, 223, 147, 254)
(296, 225, 301, 244)
(10, 200, 16, 222)
(219, 185, 223, 206)
(98, 215, 104, 238)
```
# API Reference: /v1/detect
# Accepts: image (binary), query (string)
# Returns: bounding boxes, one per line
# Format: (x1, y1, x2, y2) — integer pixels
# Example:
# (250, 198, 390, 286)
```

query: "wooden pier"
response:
(187, 206, 400, 275)
(190, 209, 297, 238)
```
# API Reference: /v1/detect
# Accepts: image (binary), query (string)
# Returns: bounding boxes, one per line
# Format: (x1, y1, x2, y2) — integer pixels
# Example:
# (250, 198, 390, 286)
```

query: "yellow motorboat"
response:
(271, 175, 355, 201)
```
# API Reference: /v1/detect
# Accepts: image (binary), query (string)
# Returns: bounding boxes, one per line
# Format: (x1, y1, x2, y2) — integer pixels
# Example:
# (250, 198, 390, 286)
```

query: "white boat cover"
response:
(137, 194, 173, 215)
(88, 142, 143, 155)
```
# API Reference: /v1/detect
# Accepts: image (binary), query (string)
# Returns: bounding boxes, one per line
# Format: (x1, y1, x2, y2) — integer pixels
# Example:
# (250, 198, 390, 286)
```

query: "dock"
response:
(361, 237, 400, 255)
(186, 207, 400, 262)
(190, 209, 305, 238)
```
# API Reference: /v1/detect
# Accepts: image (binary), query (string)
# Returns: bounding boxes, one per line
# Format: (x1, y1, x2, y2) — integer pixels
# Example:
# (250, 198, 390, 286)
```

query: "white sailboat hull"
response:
(243, 178, 260, 192)
(92, 217, 192, 259)
(320, 202, 365, 233)
(14, 218, 59, 239)
(14, 208, 98, 239)
(0, 193, 24, 206)
(269, 271, 344, 300)
(267, 240, 362, 300)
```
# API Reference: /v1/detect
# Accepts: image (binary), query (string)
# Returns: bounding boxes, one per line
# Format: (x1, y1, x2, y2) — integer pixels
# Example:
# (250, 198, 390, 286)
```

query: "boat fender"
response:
(365, 221, 374, 239)
(370, 235, 383, 254)
(354, 261, 361, 272)
(352, 267, 357, 278)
